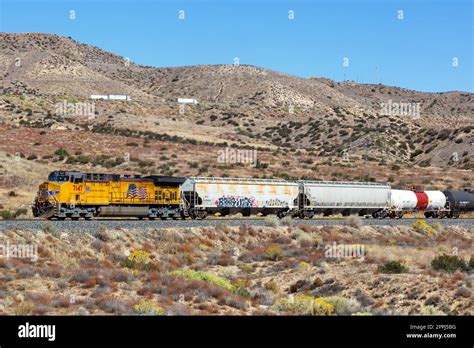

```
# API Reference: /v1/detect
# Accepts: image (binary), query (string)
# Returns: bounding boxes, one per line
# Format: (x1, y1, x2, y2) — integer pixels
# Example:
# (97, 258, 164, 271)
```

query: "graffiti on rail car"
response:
(264, 198, 288, 207)
(214, 195, 258, 208)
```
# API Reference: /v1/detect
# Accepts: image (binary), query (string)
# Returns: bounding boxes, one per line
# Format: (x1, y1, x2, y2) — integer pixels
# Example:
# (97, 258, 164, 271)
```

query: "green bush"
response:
(419, 159, 431, 167)
(431, 254, 467, 273)
(171, 269, 234, 292)
(391, 164, 400, 171)
(14, 208, 28, 218)
(0, 210, 14, 220)
(54, 147, 69, 157)
(378, 260, 408, 274)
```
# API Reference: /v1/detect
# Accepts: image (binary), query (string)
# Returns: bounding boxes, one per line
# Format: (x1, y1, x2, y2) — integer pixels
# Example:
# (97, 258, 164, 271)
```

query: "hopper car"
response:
(181, 177, 299, 219)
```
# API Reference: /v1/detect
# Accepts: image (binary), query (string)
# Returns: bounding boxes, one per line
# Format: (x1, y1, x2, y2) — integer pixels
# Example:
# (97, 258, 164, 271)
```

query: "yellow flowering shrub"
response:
(413, 220, 438, 238)
(274, 294, 334, 315)
(352, 312, 373, 316)
(133, 301, 164, 315)
(265, 244, 283, 261)
(298, 261, 311, 270)
(123, 249, 155, 271)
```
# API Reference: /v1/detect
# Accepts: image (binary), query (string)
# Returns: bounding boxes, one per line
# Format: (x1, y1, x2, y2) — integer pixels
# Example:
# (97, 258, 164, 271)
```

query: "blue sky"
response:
(0, 0, 472, 92)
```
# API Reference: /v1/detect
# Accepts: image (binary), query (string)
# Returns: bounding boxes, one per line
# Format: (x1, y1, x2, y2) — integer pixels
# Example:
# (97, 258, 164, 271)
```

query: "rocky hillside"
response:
(0, 33, 472, 211)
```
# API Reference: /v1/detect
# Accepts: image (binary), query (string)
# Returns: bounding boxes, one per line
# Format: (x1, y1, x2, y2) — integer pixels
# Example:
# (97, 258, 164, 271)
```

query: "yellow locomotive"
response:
(32, 171, 185, 220)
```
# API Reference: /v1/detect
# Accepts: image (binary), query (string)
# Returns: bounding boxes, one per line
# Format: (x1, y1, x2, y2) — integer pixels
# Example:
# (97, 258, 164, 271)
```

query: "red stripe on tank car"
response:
(415, 192, 428, 210)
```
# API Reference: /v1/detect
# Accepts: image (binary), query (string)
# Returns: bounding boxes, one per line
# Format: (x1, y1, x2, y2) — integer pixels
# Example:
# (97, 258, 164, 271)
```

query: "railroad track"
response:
(1, 218, 473, 232)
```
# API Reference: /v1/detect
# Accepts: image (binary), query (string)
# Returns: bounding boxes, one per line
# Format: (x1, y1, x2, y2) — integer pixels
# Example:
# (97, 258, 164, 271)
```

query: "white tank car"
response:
(425, 190, 446, 210)
(390, 190, 417, 210)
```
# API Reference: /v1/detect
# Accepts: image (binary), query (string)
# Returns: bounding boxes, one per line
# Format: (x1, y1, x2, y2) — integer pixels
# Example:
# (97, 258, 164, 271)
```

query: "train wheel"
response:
(71, 217, 79, 221)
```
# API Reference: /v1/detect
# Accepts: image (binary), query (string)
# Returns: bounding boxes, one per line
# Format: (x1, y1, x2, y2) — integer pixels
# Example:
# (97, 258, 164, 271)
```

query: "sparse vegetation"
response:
(378, 261, 408, 274)
(133, 301, 165, 315)
(274, 294, 334, 315)
(345, 216, 362, 228)
(171, 269, 235, 292)
(431, 254, 467, 273)
(122, 250, 155, 271)
(54, 147, 69, 157)
(0, 222, 471, 315)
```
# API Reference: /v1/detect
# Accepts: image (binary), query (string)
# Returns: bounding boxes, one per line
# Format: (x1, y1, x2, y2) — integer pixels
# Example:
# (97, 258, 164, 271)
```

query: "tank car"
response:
(442, 189, 474, 218)
(388, 189, 418, 218)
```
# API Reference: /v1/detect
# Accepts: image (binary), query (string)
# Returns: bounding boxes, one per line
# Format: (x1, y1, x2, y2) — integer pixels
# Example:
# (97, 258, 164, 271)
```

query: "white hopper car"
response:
(298, 181, 391, 218)
(181, 177, 299, 219)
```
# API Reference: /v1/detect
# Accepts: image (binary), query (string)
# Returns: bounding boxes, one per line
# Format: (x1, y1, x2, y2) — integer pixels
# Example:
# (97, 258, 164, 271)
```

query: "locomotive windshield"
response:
(47, 173, 70, 182)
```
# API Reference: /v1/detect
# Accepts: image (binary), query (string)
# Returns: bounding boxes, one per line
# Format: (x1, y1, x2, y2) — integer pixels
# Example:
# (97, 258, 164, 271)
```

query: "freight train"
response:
(32, 171, 474, 220)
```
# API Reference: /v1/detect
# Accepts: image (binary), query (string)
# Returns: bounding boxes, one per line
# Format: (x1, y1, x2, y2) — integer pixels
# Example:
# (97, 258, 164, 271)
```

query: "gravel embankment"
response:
(1, 218, 473, 233)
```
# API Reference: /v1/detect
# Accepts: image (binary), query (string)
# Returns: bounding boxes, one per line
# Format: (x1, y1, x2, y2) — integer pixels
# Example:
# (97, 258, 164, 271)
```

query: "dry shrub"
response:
(51, 296, 71, 308)
(216, 254, 235, 266)
(217, 293, 249, 311)
(70, 269, 94, 284)
(110, 269, 134, 283)
(38, 264, 62, 278)
(27, 292, 52, 305)
(274, 294, 334, 316)
(345, 216, 363, 229)
(14, 302, 33, 315)
(96, 297, 130, 314)
(264, 215, 279, 227)
(297, 224, 314, 233)
(265, 244, 283, 261)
